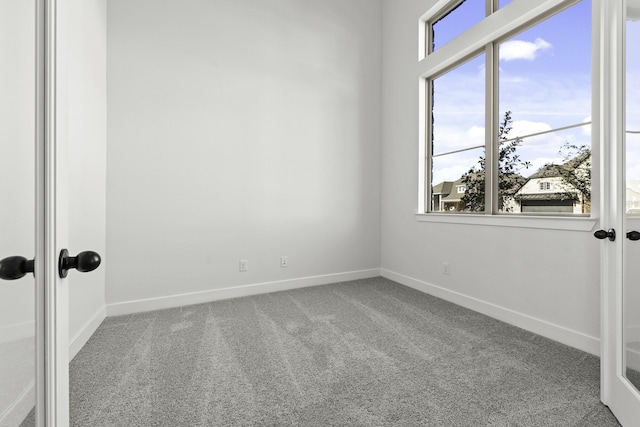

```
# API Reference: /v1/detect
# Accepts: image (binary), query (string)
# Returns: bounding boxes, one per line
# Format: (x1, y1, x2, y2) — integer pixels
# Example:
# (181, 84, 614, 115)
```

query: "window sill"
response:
(414, 213, 598, 231)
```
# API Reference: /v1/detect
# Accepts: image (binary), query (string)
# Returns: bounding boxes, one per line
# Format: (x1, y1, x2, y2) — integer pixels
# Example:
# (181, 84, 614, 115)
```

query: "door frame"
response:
(36, 0, 69, 425)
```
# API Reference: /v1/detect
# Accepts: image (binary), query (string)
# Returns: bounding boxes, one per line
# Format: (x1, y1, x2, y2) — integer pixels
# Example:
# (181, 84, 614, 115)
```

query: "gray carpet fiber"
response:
(28, 277, 623, 426)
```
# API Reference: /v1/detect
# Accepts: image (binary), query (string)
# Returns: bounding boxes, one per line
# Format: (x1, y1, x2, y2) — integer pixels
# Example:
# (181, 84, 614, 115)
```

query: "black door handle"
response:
(594, 229, 616, 241)
(0, 256, 35, 280)
(628, 231, 640, 241)
(58, 249, 101, 278)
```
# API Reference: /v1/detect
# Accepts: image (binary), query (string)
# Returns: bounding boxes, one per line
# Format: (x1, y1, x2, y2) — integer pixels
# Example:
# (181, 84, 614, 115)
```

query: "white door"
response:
(0, 0, 85, 425)
(0, 1, 41, 424)
(600, 0, 640, 425)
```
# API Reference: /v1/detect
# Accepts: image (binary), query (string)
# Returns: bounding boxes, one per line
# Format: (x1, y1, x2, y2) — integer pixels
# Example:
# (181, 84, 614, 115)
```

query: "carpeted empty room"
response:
(6, 0, 640, 425)
(46, 278, 616, 426)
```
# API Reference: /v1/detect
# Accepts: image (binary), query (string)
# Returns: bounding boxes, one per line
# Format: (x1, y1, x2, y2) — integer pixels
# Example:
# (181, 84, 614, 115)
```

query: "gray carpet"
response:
(25, 277, 621, 426)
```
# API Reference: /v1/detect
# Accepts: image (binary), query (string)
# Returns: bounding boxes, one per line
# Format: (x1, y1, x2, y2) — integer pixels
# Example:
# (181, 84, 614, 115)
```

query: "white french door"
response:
(0, 0, 70, 425)
(600, 0, 640, 425)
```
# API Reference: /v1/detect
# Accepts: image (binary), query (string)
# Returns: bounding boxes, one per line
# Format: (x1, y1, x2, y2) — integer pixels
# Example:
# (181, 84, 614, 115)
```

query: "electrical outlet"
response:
(280, 256, 288, 268)
(239, 260, 248, 272)
(443, 262, 450, 275)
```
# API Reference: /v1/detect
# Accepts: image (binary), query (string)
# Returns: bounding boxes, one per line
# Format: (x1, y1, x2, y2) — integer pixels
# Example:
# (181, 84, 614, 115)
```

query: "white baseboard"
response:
(106, 269, 381, 317)
(69, 306, 106, 360)
(381, 269, 601, 356)
(0, 380, 34, 427)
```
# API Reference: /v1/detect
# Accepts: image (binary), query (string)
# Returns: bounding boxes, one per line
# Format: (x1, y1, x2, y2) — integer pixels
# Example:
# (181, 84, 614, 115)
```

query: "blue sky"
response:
(433, 0, 514, 51)
(432, 0, 593, 185)
(626, 18, 640, 181)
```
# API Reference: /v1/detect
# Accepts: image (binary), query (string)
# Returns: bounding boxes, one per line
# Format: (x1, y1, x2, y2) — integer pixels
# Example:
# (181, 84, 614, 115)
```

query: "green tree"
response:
(544, 142, 592, 213)
(460, 111, 530, 212)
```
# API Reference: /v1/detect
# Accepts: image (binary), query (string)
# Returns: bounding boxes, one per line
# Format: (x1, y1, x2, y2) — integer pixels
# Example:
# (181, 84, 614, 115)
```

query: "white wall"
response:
(380, 0, 601, 355)
(106, 0, 383, 310)
(62, 0, 108, 355)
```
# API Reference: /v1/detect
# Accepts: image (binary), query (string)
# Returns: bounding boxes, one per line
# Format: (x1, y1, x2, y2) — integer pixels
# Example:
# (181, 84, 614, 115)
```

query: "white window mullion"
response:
(423, 78, 433, 213)
(485, 42, 499, 214)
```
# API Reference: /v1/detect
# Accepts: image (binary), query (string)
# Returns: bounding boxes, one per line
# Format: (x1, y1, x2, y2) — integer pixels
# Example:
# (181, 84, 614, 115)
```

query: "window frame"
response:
(540, 182, 551, 191)
(417, 0, 598, 231)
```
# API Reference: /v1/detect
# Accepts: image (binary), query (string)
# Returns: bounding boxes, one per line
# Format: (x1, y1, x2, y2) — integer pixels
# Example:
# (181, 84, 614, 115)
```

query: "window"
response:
(430, 0, 486, 52)
(425, 0, 517, 56)
(430, 54, 485, 212)
(421, 0, 592, 216)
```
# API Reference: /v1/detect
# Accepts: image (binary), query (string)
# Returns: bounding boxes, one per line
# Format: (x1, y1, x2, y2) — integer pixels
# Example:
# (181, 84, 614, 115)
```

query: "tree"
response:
(548, 142, 591, 213)
(460, 111, 530, 212)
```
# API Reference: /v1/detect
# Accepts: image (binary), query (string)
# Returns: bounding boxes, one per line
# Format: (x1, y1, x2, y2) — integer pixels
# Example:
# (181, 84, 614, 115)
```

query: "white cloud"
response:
(509, 120, 552, 138)
(432, 164, 474, 185)
(500, 38, 552, 62)
(467, 126, 485, 139)
(433, 124, 484, 152)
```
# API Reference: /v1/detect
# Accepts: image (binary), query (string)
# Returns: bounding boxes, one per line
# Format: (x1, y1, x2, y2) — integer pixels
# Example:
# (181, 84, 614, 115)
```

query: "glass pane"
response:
(624, 6, 640, 393)
(432, 0, 485, 51)
(499, 0, 513, 8)
(0, 0, 37, 425)
(432, 148, 485, 212)
(498, 0, 591, 214)
(431, 54, 485, 212)
(627, 12, 640, 216)
(504, 127, 591, 214)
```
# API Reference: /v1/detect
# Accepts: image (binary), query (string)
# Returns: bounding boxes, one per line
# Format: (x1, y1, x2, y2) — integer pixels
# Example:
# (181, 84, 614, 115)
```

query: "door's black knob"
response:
(627, 231, 640, 241)
(594, 229, 616, 241)
(58, 249, 101, 278)
(0, 256, 35, 280)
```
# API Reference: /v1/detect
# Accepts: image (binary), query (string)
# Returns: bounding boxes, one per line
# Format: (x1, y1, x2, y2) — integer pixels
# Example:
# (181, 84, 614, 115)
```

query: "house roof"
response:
(628, 180, 640, 194)
(501, 173, 528, 195)
(433, 181, 453, 195)
(515, 193, 577, 201)
(442, 177, 467, 202)
(528, 151, 590, 179)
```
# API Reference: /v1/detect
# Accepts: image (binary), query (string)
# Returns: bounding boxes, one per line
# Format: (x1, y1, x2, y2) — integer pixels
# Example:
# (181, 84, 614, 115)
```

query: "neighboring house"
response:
(433, 152, 591, 214)
(511, 152, 591, 214)
(432, 181, 453, 211)
(627, 181, 640, 214)
(432, 178, 468, 211)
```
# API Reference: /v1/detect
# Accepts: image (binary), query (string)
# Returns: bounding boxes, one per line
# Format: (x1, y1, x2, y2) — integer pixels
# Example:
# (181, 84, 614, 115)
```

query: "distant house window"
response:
(539, 182, 551, 191)
(457, 185, 466, 193)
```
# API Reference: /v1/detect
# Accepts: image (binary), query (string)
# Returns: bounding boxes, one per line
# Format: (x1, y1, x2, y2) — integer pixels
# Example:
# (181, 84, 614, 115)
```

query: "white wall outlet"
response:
(239, 259, 248, 272)
(443, 262, 450, 275)
(280, 256, 288, 268)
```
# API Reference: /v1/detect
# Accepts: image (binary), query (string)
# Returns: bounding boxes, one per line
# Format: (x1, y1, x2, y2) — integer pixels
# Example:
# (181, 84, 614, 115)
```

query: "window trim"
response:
(418, 0, 593, 221)
(414, 212, 597, 231)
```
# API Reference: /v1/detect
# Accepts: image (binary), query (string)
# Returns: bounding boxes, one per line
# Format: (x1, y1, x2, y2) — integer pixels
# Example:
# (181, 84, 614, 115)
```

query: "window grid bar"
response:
(501, 121, 592, 143)
(432, 120, 592, 158)
(432, 145, 484, 158)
